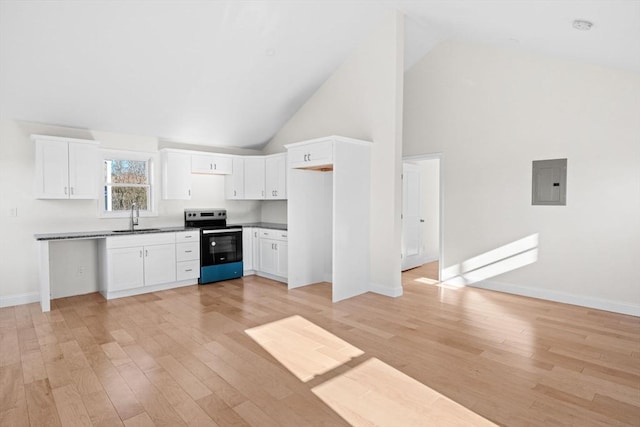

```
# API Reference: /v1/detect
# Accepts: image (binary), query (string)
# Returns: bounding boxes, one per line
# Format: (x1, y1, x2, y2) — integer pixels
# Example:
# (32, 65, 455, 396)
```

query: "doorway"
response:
(401, 155, 442, 281)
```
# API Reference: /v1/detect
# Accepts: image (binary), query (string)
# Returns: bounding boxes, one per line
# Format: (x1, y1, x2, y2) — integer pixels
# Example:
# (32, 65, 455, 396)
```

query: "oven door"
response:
(201, 228, 243, 266)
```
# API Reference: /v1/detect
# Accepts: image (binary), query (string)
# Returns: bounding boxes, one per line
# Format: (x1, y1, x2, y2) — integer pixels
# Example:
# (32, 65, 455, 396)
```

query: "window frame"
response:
(98, 149, 158, 218)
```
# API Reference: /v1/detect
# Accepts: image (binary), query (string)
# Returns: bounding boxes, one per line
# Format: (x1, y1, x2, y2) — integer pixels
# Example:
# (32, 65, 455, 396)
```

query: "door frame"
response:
(402, 153, 444, 281)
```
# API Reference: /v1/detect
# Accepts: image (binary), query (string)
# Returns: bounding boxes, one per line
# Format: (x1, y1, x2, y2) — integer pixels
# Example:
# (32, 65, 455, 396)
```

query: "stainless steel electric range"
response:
(184, 209, 243, 284)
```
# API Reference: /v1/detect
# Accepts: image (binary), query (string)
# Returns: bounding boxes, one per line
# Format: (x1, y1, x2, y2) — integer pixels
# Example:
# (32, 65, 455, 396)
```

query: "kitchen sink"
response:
(112, 228, 161, 233)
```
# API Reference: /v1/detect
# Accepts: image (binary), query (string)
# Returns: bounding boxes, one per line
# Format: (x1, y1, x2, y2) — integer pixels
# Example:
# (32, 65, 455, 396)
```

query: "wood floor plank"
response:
(24, 378, 61, 427)
(123, 412, 155, 427)
(20, 351, 47, 384)
(51, 384, 92, 427)
(81, 390, 123, 427)
(155, 354, 212, 401)
(0, 328, 20, 367)
(0, 363, 26, 417)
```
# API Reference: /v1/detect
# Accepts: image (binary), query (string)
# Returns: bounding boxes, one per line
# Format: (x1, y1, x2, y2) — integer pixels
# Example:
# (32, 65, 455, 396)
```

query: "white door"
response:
(401, 163, 423, 271)
(68, 142, 98, 199)
(144, 244, 176, 286)
(242, 227, 253, 272)
(162, 152, 192, 200)
(244, 157, 266, 199)
(39, 139, 69, 199)
(259, 238, 277, 275)
(276, 241, 288, 279)
(225, 157, 245, 199)
(108, 246, 144, 291)
(265, 154, 287, 199)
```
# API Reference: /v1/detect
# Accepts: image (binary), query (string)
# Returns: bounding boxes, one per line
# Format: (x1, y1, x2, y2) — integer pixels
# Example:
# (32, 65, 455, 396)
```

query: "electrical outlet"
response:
(8, 208, 17, 217)
(76, 266, 84, 277)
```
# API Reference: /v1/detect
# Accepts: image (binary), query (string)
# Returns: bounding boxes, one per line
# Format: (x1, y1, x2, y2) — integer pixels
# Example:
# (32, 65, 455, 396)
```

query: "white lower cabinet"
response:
(100, 231, 199, 299)
(106, 246, 144, 292)
(255, 228, 288, 282)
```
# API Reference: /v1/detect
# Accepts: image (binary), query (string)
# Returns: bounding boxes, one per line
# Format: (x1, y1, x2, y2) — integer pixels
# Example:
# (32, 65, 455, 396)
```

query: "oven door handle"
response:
(202, 228, 243, 234)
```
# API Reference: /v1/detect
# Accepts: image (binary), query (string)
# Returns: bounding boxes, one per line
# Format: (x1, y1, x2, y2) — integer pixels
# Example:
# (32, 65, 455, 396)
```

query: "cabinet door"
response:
(162, 151, 192, 200)
(68, 142, 98, 199)
(107, 246, 144, 292)
(35, 139, 69, 199)
(242, 227, 253, 272)
(252, 229, 260, 272)
(244, 157, 265, 199)
(259, 238, 277, 276)
(276, 241, 288, 279)
(225, 157, 245, 199)
(143, 244, 176, 286)
(265, 153, 287, 200)
(288, 141, 333, 169)
(192, 154, 232, 174)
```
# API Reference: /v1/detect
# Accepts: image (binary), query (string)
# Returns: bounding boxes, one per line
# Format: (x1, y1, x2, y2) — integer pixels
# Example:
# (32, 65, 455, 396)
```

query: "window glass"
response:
(103, 159, 151, 212)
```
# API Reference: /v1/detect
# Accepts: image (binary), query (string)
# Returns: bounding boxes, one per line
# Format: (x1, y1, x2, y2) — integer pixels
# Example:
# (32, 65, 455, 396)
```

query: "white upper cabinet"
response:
(265, 153, 287, 200)
(225, 157, 245, 199)
(225, 153, 287, 201)
(288, 139, 333, 170)
(244, 157, 266, 199)
(161, 150, 192, 200)
(32, 135, 99, 199)
(191, 153, 232, 175)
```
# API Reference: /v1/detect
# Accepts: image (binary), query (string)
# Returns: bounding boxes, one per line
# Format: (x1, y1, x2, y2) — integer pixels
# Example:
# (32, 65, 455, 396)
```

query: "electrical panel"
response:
(532, 158, 567, 206)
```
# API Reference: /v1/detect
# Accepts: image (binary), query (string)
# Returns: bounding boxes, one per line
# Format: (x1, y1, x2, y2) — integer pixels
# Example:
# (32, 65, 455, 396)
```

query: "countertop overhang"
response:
(34, 226, 199, 241)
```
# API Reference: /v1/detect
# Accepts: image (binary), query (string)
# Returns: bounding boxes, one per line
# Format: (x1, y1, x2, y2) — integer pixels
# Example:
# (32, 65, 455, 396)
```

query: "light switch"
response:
(532, 159, 567, 206)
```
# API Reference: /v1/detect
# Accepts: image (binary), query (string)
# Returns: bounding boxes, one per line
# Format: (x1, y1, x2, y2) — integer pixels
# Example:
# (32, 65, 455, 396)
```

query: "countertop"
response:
(230, 222, 288, 231)
(34, 226, 199, 241)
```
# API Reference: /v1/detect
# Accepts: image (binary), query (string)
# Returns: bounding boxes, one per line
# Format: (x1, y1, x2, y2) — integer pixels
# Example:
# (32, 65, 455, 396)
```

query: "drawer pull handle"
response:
(185, 269, 192, 272)
(185, 250, 192, 253)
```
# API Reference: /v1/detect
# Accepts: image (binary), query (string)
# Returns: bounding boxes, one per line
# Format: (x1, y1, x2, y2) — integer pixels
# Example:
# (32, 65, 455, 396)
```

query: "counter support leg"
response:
(38, 240, 51, 312)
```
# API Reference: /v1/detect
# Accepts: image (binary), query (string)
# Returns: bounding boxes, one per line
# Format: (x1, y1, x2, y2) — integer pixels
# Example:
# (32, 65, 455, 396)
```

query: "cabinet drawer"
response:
(288, 141, 333, 169)
(106, 232, 175, 249)
(258, 229, 288, 241)
(177, 260, 200, 281)
(176, 231, 199, 243)
(176, 242, 199, 262)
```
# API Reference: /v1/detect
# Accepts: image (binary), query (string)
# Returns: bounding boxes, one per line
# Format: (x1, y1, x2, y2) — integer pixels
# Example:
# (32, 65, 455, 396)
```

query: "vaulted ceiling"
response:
(1, 0, 638, 149)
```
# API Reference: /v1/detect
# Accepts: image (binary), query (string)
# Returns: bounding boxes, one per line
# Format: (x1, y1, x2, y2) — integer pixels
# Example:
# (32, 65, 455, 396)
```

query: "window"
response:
(100, 151, 157, 217)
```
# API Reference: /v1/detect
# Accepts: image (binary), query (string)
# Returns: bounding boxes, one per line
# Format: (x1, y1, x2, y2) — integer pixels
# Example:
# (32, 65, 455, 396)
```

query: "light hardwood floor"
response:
(1, 265, 639, 426)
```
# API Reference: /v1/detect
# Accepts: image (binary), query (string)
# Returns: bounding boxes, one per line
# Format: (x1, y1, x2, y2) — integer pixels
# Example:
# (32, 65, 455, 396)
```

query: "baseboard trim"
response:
(422, 256, 439, 264)
(0, 292, 40, 308)
(255, 271, 287, 284)
(471, 280, 640, 317)
(369, 282, 403, 298)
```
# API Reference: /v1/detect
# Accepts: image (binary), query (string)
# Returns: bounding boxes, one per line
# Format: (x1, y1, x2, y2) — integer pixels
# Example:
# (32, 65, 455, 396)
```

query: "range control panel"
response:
(184, 209, 227, 221)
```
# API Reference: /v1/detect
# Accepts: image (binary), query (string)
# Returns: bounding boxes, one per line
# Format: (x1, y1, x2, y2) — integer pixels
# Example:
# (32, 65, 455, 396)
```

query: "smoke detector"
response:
(573, 19, 594, 31)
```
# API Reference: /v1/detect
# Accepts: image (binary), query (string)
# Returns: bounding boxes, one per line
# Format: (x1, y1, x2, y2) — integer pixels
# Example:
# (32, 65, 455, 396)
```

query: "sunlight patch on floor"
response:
(415, 277, 440, 285)
(312, 358, 497, 427)
(247, 316, 498, 426)
(245, 315, 364, 382)
(415, 276, 464, 290)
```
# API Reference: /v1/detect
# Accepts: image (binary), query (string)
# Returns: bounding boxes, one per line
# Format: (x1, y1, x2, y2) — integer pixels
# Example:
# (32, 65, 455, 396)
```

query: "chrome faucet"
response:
(130, 202, 139, 231)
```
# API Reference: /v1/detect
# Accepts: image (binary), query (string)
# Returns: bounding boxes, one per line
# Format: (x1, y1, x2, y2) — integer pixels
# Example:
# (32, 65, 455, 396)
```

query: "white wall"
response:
(403, 41, 640, 315)
(263, 11, 405, 297)
(0, 119, 263, 304)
